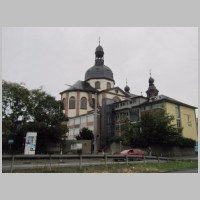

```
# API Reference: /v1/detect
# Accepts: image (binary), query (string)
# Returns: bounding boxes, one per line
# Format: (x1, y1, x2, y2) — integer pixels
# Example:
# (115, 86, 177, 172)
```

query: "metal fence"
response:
(2, 154, 196, 173)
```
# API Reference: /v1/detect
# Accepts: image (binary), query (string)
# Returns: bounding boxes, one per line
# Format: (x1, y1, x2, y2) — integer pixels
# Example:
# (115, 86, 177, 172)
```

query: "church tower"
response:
(146, 74, 159, 98)
(85, 41, 115, 91)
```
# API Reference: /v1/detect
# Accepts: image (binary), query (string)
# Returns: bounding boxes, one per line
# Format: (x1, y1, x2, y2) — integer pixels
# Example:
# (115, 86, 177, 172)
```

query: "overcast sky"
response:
(2, 27, 198, 114)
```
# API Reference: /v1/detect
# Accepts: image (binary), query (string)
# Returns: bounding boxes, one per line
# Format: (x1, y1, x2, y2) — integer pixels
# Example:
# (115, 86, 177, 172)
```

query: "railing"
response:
(2, 154, 196, 173)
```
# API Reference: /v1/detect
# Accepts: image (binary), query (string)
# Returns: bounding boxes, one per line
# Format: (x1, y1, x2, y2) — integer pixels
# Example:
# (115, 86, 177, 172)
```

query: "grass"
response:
(2, 160, 198, 173)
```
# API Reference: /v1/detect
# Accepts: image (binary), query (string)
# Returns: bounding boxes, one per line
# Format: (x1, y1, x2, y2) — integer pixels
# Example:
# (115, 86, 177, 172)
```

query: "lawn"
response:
(2, 160, 198, 173)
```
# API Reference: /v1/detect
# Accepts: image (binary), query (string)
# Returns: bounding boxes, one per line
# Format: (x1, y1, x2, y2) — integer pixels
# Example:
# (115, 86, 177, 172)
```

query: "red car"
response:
(114, 148, 145, 161)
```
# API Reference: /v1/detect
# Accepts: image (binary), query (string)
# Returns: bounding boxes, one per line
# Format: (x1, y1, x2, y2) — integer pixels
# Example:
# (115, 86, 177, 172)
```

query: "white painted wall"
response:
(87, 79, 114, 91)
(67, 114, 95, 140)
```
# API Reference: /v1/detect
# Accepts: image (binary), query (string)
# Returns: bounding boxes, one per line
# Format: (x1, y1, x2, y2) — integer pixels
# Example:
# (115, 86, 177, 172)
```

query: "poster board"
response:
(71, 143, 82, 150)
(24, 132, 37, 155)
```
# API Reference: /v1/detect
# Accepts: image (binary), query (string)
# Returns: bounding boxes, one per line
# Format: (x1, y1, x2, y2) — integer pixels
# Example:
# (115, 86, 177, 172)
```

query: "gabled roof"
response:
(100, 87, 130, 97)
(60, 80, 98, 94)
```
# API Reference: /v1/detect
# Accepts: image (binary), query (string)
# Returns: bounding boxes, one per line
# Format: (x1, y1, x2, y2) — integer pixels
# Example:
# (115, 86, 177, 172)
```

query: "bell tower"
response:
(146, 73, 159, 98)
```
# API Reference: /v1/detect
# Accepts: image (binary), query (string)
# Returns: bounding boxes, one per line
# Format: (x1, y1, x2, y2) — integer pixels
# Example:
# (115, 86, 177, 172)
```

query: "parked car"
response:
(114, 148, 145, 161)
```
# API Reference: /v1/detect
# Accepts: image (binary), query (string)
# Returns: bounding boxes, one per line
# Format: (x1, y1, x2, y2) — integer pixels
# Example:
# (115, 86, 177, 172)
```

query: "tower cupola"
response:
(124, 79, 130, 93)
(85, 41, 114, 83)
(146, 73, 159, 98)
(95, 44, 104, 59)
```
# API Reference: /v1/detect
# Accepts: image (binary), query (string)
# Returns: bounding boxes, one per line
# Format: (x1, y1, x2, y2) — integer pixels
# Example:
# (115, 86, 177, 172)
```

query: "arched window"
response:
(107, 82, 111, 89)
(95, 81, 100, 89)
(80, 97, 87, 109)
(62, 98, 66, 109)
(69, 96, 76, 109)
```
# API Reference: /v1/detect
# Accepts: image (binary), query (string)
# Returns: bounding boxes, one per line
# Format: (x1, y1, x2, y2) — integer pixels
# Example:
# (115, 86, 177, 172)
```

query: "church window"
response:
(95, 81, 100, 89)
(177, 119, 181, 128)
(175, 105, 180, 119)
(80, 97, 87, 109)
(69, 96, 76, 109)
(107, 82, 111, 89)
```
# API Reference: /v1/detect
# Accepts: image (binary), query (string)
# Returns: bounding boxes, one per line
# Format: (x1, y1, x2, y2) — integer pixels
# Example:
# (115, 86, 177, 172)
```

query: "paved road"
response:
(2, 158, 163, 171)
(169, 168, 198, 173)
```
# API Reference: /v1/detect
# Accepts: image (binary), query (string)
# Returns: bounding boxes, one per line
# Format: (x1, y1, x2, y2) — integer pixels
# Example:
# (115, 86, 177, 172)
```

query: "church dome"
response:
(149, 76, 154, 85)
(146, 75, 159, 98)
(95, 45, 104, 54)
(85, 64, 114, 81)
(85, 43, 114, 82)
(124, 85, 130, 93)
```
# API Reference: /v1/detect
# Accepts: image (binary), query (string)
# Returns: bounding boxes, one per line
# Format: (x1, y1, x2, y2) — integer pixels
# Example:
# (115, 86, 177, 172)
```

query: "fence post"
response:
(79, 155, 82, 169)
(143, 156, 146, 164)
(126, 155, 128, 165)
(49, 154, 52, 171)
(10, 155, 15, 173)
(104, 154, 107, 166)
(157, 157, 160, 166)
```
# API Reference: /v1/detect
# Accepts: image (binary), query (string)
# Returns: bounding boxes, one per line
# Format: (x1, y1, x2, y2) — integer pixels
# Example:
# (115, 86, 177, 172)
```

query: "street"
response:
(169, 168, 198, 173)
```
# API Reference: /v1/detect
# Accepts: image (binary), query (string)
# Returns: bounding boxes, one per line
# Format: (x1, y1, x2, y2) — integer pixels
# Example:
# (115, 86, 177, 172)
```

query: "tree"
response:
(108, 116, 141, 147)
(76, 127, 94, 140)
(2, 80, 30, 136)
(2, 80, 68, 153)
(28, 88, 66, 126)
(110, 108, 195, 148)
(140, 109, 179, 147)
(119, 117, 140, 146)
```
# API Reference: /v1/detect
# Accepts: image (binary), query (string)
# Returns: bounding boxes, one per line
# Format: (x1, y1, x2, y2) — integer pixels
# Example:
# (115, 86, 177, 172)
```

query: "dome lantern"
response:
(85, 41, 114, 83)
(124, 79, 130, 93)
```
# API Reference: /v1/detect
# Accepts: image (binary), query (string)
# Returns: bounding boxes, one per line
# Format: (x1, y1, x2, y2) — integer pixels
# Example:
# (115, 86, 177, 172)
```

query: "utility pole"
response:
(93, 92, 98, 154)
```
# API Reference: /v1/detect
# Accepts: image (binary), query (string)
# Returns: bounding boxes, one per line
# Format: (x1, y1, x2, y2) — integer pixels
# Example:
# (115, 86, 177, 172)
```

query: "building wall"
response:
(179, 106, 198, 141)
(165, 102, 177, 126)
(67, 114, 101, 149)
(99, 88, 127, 106)
(67, 114, 95, 139)
(87, 79, 114, 91)
(61, 91, 95, 118)
(165, 102, 198, 141)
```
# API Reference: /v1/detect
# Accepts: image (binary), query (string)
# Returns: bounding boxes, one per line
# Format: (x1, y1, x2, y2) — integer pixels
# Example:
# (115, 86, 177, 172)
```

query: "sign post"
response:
(195, 142, 198, 153)
(8, 139, 14, 154)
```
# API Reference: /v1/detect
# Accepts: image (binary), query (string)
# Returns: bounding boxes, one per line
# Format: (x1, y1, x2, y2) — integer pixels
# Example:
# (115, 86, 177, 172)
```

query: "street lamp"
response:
(65, 84, 98, 154)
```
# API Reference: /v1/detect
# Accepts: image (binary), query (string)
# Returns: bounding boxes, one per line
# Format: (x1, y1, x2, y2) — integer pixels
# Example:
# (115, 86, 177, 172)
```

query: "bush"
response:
(175, 137, 196, 148)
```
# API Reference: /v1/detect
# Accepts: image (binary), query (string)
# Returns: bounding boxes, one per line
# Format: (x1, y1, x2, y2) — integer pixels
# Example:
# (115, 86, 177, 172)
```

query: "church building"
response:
(60, 42, 198, 151)
(60, 42, 130, 150)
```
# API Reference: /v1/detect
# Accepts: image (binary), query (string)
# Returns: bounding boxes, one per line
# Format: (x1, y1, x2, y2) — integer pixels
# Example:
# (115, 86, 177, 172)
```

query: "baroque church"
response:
(60, 42, 198, 152)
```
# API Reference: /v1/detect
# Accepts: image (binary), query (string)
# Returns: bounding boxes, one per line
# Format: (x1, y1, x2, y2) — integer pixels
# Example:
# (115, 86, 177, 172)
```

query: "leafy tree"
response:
(2, 80, 68, 153)
(76, 127, 94, 140)
(119, 117, 140, 146)
(28, 89, 66, 126)
(2, 80, 30, 136)
(139, 109, 180, 147)
(110, 109, 196, 148)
